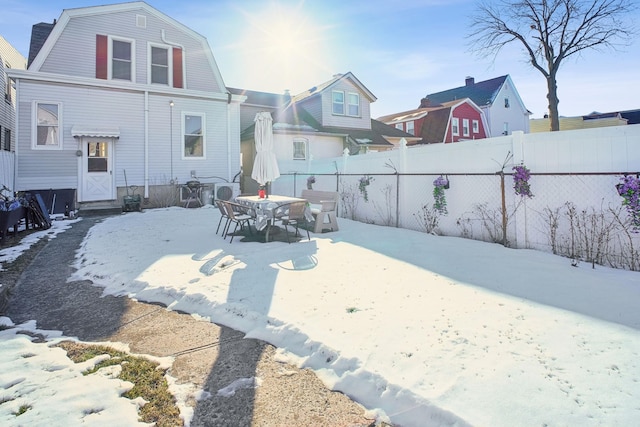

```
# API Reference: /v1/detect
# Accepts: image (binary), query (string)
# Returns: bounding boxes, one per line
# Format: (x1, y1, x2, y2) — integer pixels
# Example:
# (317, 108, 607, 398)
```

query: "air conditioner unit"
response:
(213, 182, 240, 201)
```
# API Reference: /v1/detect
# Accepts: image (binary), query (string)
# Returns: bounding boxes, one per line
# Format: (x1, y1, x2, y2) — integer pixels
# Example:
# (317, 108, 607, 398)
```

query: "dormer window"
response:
(406, 121, 414, 135)
(332, 90, 344, 115)
(347, 93, 360, 116)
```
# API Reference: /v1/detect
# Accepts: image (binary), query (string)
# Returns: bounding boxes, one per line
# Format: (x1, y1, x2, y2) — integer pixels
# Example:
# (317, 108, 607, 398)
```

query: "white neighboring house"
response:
(7, 2, 244, 208)
(233, 72, 417, 194)
(422, 75, 531, 136)
(0, 36, 27, 189)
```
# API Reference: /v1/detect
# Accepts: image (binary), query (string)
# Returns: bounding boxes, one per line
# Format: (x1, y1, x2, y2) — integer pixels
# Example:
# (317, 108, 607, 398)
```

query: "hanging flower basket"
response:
(513, 165, 533, 198)
(433, 175, 449, 214)
(307, 176, 316, 190)
(359, 175, 374, 202)
(616, 174, 640, 231)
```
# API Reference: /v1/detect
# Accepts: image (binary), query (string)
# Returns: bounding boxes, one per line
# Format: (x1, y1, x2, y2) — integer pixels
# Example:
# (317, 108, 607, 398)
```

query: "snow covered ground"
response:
(2, 206, 640, 426)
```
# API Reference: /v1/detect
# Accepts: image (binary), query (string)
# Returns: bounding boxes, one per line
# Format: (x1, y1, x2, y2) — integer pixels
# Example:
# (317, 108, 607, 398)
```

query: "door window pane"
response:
(87, 142, 108, 172)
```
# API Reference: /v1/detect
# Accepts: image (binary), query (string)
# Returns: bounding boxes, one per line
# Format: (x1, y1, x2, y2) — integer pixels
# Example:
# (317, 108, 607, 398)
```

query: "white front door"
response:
(81, 138, 114, 201)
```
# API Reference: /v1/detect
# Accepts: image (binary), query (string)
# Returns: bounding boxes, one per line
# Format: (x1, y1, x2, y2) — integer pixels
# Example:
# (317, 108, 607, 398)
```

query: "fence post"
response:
(500, 171, 508, 246)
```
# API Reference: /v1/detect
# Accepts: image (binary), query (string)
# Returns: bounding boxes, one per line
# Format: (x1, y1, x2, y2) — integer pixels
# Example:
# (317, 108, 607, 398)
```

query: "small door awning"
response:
(71, 126, 120, 138)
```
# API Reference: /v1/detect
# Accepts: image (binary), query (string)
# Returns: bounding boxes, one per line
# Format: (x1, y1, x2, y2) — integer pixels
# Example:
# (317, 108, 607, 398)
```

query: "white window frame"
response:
(347, 92, 360, 117)
(462, 118, 469, 137)
(182, 112, 206, 159)
(451, 117, 459, 136)
(293, 138, 307, 160)
(406, 120, 415, 135)
(395, 123, 403, 131)
(32, 101, 63, 150)
(108, 35, 136, 82)
(148, 43, 172, 85)
(332, 90, 345, 115)
(472, 119, 479, 134)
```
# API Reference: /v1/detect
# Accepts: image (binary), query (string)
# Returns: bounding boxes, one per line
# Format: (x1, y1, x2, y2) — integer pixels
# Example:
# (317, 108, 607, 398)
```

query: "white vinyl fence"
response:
(271, 125, 640, 270)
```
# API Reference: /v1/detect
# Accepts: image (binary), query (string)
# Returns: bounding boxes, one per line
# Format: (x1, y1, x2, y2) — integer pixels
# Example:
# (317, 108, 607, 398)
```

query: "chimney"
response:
(465, 76, 475, 86)
(419, 97, 430, 108)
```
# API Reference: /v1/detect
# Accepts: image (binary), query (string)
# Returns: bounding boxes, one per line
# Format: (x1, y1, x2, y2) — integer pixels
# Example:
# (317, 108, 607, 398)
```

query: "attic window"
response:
(332, 91, 344, 115)
(136, 15, 147, 28)
(504, 97, 510, 108)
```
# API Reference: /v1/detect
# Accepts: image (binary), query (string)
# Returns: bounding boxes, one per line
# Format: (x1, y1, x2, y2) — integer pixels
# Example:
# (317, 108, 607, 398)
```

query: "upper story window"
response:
(503, 122, 509, 135)
(504, 97, 510, 108)
(472, 120, 479, 133)
(183, 112, 205, 158)
(4, 128, 11, 151)
(33, 101, 62, 149)
(332, 90, 344, 115)
(150, 45, 169, 85)
(347, 93, 360, 116)
(452, 117, 459, 136)
(406, 121, 415, 135)
(395, 123, 403, 131)
(110, 37, 135, 81)
(293, 138, 307, 160)
(462, 118, 470, 137)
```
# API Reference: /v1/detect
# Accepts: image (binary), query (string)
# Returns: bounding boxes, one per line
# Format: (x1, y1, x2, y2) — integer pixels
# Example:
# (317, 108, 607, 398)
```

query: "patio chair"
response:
(222, 201, 254, 243)
(278, 201, 310, 244)
(215, 200, 230, 235)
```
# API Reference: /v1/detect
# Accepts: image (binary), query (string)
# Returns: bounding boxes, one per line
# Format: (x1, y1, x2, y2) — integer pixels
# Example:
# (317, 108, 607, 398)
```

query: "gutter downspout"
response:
(144, 91, 149, 198)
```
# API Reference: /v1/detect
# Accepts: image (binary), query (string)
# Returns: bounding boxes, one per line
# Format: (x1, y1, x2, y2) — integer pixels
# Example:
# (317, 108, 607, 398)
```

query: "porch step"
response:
(77, 201, 123, 217)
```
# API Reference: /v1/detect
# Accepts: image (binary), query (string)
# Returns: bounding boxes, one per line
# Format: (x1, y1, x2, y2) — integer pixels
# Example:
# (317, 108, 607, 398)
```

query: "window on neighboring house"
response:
(150, 45, 169, 85)
(503, 122, 509, 135)
(395, 123, 403, 131)
(347, 92, 360, 116)
(33, 102, 62, 149)
(4, 128, 10, 151)
(406, 121, 415, 135)
(111, 37, 134, 81)
(183, 113, 205, 158)
(452, 117, 459, 136)
(462, 118, 469, 137)
(293, 139, 307, 160)
(504, 97, 510, 108)
(472, 119, 479, 134)
(332, 90, 344, 115)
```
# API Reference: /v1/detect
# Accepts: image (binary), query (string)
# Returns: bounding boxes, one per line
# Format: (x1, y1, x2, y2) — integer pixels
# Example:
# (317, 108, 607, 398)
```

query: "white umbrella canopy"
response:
(251, 111, 280, 187)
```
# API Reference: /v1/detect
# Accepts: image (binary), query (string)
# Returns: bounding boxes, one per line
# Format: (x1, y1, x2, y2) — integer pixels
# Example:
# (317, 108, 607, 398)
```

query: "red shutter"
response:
(96, 35, 108, 79)
(173, 47, 183, 88)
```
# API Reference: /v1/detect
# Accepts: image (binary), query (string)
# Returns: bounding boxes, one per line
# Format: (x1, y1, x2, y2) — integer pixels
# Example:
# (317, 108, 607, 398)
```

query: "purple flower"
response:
(617, 175, 640, 231)
(513, 165, 533, 198)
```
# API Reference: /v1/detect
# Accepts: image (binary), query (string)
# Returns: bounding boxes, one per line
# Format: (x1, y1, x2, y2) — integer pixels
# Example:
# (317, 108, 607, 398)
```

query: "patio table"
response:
(235, 195, 313, 242)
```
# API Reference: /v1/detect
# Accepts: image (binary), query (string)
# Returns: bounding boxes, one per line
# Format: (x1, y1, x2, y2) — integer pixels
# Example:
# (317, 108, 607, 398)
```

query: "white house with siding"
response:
(7, 2, 244, 208)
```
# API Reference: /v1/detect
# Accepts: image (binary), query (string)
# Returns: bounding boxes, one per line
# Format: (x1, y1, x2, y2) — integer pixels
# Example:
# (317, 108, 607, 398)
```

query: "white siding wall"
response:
(0, 36, 27, 153)
(488, 83, 530, 136)
(40, 9, 223, 93)
(320, 80, 371, 130)
(15, 80, 145, 190)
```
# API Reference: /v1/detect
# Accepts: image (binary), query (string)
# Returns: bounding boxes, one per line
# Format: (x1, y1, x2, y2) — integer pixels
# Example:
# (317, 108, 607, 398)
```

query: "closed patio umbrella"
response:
(251, 111, 280, 195)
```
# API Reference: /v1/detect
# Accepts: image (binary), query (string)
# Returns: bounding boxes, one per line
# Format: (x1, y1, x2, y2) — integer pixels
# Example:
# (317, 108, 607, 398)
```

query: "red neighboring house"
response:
(378, 98, 489, 145)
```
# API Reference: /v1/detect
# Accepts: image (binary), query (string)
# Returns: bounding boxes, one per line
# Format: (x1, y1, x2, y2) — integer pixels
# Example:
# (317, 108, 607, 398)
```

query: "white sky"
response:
(1, 0, 639, 119)
(2, 207, 639, 426)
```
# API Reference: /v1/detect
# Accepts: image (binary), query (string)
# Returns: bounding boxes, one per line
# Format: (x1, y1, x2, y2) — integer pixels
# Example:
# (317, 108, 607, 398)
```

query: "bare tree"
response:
(468, 0, 635, 131)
